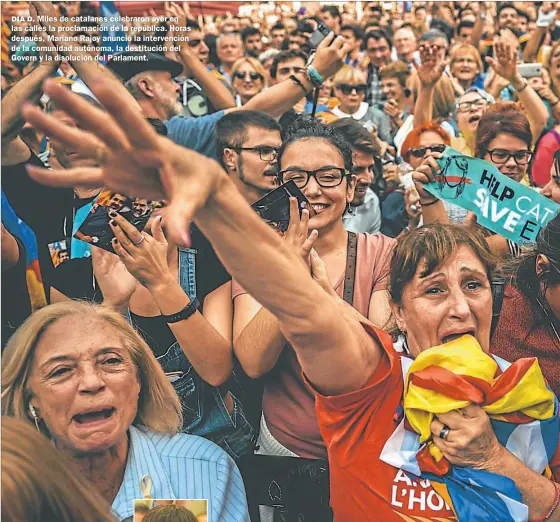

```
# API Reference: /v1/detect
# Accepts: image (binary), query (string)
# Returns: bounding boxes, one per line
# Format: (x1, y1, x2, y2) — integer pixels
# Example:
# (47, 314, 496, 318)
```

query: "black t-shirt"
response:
(2, 151, 101, 301)
(2, 236, 32, 348)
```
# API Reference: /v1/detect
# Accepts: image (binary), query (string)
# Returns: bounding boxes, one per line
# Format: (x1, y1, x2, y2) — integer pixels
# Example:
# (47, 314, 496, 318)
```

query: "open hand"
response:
(486, 36, 520, 86)
(412, 152, 443, 203)
(91, 246, 137, 310)
(22, 78, 224, 246)
(312, 33, 353, 80)
(415, 44, 447, 88)
(285, 197, 319, 265)
(109, 212, 173, 290)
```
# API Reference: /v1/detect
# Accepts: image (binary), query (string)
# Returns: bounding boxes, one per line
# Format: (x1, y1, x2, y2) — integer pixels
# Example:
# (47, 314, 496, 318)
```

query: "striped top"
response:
(112, 425, 249, 522)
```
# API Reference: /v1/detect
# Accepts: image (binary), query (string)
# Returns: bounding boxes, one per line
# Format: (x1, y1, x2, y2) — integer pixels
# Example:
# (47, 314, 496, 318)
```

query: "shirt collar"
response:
(112, 426, 176, 521)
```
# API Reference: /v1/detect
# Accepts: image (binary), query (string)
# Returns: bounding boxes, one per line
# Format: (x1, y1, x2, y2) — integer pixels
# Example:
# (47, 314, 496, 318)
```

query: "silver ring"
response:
(439, 425, 450, 441)
(132, 235, 145, 246)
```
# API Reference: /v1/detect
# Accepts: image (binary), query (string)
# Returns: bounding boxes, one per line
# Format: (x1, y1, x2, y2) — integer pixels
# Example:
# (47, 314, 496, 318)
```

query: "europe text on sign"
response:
(425, 147, 560, 244)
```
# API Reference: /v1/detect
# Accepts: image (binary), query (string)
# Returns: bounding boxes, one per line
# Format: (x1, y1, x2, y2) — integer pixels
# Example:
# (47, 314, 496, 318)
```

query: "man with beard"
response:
(241, 27, 263, 59)
(330, 119, 384, 235)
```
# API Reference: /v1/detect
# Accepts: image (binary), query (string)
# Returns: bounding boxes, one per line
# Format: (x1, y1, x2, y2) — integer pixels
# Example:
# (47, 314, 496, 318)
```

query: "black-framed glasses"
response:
(231, 146, 280, 161)
(408, 144, 446, 158)
(338, 83, 367, 95)
(187, 39, 202, 47)
(456, 98, 488, 113)
(487, 149, 533, 165)
(233, 71, 264, 82)
(278, 167, 348, 188)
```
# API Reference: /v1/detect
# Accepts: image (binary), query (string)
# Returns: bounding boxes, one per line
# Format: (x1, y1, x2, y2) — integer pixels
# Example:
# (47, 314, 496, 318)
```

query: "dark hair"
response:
(271, 22, 285, 32)
(429, 19, 454, 43)
(457, 20, 475, 35)
(340, 24, 364, 41)
(320, 5, 341, 20)
(458, 6, 475, 19)
(216, 111, 281, 168)
(414, 5, 426, 13)
(389, 224, 497, 306)
(364, 29, 393, 50)
(497, 2, 519, 17)
(328, 118, 381, 157)
(419, 28, 449, 46)
(143, 504, 198, 522)
(474, 102, 532, 159)
(504, 212, 560, 306)
(279, 117, 353, 172)
(297, 20, 314, 35)
(517, 10, 530, 23)
(241, 26, 261, 43)
(270, 49, 308, 79)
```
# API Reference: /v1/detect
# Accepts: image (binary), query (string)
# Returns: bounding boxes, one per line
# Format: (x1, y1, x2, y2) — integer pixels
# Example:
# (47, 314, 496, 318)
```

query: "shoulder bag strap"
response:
(343, 232, 358, 305)
(491, 276, 506, 337)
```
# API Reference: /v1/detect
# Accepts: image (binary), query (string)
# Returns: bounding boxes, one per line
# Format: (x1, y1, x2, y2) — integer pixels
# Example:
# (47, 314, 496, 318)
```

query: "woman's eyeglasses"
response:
(337, 84, 368, 95)
(487, 149, 533, 165)
(456, 98, 488, 113)
(278, 167, 348, 189)
(233, 71, 264, 82)
(408, 144, 446, 158)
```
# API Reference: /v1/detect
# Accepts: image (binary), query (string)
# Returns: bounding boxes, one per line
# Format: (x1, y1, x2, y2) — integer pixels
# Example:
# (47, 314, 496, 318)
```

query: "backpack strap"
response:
(343, 232, 358, 305)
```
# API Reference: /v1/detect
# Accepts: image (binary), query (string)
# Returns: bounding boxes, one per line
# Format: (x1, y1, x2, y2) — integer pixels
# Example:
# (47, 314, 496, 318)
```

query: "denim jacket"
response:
(131, 247, 255, 461)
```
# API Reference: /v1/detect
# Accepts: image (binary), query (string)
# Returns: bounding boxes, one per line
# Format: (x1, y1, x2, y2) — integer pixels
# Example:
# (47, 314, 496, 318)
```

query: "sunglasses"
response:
(338, 83, 367, 95)
(233, 71, 263, 82)
(408, 144, 446, 158)
(187, 39, 202, 48)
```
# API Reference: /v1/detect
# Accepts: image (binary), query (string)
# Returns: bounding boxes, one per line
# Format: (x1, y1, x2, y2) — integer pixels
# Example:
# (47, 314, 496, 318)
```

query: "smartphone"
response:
(518, 63, 542, 79)
(308, 18, 331, 49)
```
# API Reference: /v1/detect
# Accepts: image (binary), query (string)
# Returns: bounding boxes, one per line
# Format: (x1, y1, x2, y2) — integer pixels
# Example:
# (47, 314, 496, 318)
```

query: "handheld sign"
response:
(425, 147, 559, 243)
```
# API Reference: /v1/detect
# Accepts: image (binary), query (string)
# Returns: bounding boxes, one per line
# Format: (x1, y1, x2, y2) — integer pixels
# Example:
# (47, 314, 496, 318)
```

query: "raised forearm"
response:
(1, 64, 57, 142)
(513, 78, 549, 142)
(179, 50, 235, 110)
(486, 447, 559, 521)
(420, 200, 449, 225)
(413, 84, 435, 127)
(523, 26, 547, 63)
(233, 306, 286, 378)
(470, 16, 485, 50)
(149, 277, 233, 386)
(244, 71, 311, 119)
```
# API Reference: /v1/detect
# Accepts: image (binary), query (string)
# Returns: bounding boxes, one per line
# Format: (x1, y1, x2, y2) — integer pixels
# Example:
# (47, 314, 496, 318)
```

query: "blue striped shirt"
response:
(112, 425, 249, 522)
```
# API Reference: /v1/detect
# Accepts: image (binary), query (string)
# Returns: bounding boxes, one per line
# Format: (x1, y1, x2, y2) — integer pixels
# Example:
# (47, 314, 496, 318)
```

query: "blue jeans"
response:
(156, 247, 255, 461)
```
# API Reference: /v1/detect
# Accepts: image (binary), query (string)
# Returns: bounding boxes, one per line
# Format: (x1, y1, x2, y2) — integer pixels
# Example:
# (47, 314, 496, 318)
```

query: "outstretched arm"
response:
(22, 79, 382, 396)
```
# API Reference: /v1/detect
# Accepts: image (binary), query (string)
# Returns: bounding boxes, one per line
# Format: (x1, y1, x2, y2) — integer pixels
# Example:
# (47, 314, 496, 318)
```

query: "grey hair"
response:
(259, 48, 280, 64)
(124, 71, 159, 100)
(453, 87, 495, 119)
(217, 32, 242, 48)
(419, 29, 449, 45)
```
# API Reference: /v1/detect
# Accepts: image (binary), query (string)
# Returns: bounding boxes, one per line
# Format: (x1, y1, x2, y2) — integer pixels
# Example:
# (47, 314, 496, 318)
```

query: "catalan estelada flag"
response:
(380, 335, 559, 522)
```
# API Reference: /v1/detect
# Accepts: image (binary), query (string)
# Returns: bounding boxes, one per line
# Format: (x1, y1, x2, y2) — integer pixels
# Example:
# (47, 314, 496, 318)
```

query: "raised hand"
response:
(285, 197, 319, 265)
(109, 212, 173, 290)
(412, 151, 443, 204)
(312, 33, 353, 80)
(91, 246, 137, 311)
(486, 36, 521, 87)
(414, 44, 447, 88)
(21, 79, 225, 246)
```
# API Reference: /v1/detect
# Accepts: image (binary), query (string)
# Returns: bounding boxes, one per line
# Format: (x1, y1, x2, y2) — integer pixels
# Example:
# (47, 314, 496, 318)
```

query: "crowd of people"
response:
(1, 1, 560, 522)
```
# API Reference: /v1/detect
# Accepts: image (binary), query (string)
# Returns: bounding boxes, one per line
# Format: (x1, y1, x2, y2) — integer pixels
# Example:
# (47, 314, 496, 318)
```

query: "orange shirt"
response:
(314, 323, 457, 521)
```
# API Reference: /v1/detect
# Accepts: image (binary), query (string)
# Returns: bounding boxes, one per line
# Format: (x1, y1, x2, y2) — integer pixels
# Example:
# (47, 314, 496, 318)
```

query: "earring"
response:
(29, 403, 41, 432)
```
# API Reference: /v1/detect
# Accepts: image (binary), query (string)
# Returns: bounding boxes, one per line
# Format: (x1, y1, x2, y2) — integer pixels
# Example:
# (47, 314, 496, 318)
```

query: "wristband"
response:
(533, 481, 560, 522)
(163, 298, 200, 323)
(306, 65, 324, 87)
(514, 78, 529, 93)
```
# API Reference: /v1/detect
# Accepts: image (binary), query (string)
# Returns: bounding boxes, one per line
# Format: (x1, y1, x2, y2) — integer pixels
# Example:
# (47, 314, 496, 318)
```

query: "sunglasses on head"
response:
(338, 83, 367, 95)
(233, 71, 263, 81)
(408, 144, 446, 158)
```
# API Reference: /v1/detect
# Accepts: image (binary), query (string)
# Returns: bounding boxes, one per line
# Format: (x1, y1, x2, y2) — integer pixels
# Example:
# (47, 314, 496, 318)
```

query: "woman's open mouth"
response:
(73, 408, 115, 425)
(441, 331, 475, 344)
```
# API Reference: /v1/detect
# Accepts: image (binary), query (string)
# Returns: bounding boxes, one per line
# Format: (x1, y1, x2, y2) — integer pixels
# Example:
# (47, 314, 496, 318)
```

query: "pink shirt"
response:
(232, 233, 396, 458)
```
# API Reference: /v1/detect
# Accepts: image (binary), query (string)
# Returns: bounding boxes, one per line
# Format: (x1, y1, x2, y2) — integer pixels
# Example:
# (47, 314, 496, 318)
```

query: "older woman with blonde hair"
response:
(449, 43, 485, 92)
(1, 301, 249, 522)
(2, 416, 116, 522)
(231, 56, 267, 106)
(331, 66, 391, 142)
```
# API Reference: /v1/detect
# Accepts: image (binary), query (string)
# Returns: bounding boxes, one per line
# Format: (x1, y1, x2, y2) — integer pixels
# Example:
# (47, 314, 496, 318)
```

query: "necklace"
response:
(537, 299, 560, 344)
